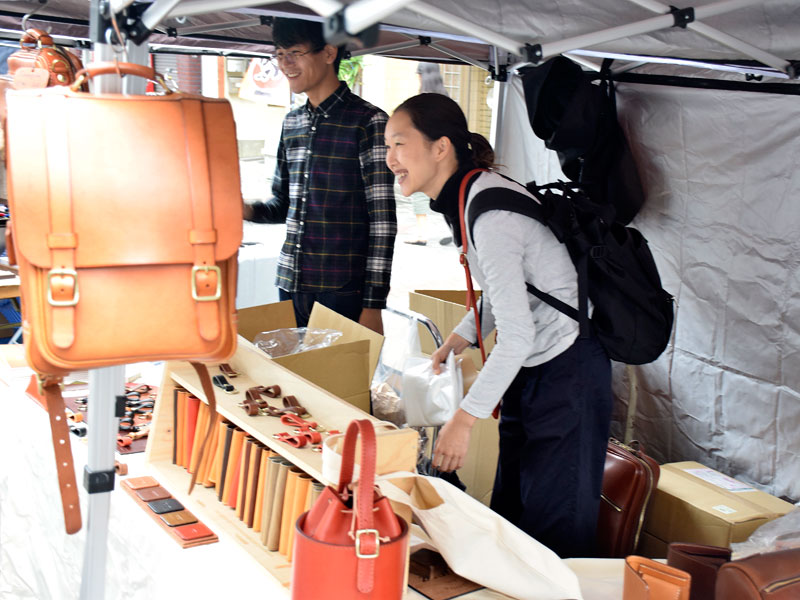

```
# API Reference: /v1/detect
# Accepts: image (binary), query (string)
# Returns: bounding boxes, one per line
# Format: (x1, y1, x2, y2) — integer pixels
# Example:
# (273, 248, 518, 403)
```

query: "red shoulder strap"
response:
(457, 168, 488, 366)
(458, 168, 502, 419)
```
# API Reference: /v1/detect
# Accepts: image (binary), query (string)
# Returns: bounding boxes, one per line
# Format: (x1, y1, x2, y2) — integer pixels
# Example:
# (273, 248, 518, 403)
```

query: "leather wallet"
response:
(174, 522, 214, 541)
(123, 476, 159, 490)
(160, 509, 198, 527)
(667, 542, 731, 600)
(147, 498, 185, 515)
(624, 555, 691, 600)
(135, 485, 171, 502)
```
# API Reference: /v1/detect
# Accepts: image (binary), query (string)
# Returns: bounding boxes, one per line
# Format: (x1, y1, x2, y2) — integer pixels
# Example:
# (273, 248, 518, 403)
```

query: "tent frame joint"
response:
(669, 5, 695, 29)
(324, 7, 380, 49)
(524, 43, 543, 65)
(489, 63, 508, 82)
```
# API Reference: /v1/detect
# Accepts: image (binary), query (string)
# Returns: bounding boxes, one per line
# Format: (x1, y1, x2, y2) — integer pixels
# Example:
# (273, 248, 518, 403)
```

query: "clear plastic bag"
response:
(253, 327, 342, 358)
(731, 508, 800, 559)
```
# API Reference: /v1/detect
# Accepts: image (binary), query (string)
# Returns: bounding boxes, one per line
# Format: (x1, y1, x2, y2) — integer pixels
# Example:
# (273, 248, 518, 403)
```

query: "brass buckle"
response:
(354, 529, 380, 559)
(47, 268, 79, 307)
(191, 265, 221, 302)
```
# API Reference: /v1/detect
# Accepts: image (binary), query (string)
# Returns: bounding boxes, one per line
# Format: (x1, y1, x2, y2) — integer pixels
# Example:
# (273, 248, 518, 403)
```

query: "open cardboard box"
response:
(409, 289, 500, 506)
(640, 461, 796, 555)
(237, 301, 383, 413)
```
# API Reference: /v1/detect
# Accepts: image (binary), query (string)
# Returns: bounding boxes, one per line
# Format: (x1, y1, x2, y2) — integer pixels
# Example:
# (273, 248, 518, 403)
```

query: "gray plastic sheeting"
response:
(497, 74, 800, 502)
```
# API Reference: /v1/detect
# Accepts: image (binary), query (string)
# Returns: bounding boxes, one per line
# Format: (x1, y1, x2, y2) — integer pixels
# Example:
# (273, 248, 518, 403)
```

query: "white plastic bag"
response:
(401, 350, 462, 427)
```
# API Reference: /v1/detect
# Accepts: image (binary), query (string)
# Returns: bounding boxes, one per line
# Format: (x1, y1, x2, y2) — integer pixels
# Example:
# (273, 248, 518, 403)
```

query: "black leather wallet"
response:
(147, 498, 184, 514)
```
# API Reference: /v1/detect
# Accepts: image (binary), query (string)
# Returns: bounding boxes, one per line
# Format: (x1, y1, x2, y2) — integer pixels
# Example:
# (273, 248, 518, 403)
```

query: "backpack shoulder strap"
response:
(466, 181, 548, 248)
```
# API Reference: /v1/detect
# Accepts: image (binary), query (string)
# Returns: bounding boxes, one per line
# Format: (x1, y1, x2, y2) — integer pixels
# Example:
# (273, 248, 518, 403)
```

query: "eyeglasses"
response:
(271, 47, 322, 65)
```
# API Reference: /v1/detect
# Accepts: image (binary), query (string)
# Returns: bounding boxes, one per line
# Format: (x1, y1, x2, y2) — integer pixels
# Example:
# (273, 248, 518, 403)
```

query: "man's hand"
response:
(431, 332, 471, 374)
(432, 409, 478, 472)
(358, 308, 383, 334)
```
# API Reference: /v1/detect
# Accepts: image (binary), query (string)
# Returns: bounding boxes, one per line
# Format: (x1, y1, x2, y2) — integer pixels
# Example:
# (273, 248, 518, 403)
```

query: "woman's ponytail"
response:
(469, 132, 495, 169)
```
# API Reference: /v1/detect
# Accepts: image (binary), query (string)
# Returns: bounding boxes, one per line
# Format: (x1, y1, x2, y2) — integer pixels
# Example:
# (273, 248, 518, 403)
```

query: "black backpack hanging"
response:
(518, 56, 645, 225)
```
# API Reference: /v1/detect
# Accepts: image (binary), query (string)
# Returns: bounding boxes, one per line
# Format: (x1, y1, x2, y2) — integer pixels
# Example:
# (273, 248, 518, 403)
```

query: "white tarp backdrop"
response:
(496, 73, 800, 502)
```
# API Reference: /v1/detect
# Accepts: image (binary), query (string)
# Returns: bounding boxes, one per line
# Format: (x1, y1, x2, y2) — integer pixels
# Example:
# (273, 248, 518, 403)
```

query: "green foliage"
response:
(338, 56, 364, 90)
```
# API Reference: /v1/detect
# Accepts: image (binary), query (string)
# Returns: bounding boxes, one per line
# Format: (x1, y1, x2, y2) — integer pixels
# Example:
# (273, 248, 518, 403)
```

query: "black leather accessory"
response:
(212, 374, 236, 393)
(147, 498, 185, 514)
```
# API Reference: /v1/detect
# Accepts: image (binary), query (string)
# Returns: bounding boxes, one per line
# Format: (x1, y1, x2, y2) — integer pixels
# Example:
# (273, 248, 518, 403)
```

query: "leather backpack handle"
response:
(71, 62, 170, 93)
(75, 62, 157, 82)
(20, 28, 53, 47)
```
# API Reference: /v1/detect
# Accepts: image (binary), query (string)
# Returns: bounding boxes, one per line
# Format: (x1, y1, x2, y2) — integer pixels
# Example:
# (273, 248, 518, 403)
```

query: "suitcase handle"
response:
(71, 62, 171, 92)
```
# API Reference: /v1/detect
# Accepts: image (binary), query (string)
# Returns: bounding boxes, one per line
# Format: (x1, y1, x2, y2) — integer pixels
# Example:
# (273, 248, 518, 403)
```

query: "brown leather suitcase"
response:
(715, 548, 800, 599)
(596, 438, 660, 557)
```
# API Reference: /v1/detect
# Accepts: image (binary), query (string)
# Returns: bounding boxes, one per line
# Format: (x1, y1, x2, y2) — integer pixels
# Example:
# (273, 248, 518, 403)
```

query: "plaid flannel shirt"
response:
(251, 82, 397, 309)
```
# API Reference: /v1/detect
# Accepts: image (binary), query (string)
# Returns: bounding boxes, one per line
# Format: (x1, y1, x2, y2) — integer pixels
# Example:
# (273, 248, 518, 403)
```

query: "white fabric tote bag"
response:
(321, 437, 584, 600)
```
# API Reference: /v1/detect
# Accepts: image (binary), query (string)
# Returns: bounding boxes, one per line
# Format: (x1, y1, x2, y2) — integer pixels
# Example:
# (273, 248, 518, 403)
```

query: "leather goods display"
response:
(291, 419, 409, 599)
(667, 542, 731, 600)
(5, 62, 242, 534)
(6, 29, 86, 89)
(596, 437, 661, 557)
(624, 555, 691, 600)
(121, 477, 217, 548)
(715, 548, 800, 599)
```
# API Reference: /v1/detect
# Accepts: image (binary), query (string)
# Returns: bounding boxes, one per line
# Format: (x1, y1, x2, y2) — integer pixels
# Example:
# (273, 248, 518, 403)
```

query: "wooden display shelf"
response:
(145, 335, 418, 590)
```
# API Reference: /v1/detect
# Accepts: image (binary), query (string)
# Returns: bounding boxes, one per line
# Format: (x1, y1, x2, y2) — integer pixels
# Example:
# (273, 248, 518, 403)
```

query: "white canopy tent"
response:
(1, 0, 798, 503)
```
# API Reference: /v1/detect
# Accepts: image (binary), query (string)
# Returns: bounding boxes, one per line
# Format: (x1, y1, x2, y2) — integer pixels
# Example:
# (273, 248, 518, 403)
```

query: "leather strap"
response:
(45, 93, 77, 349)
(42, 377, 82, 534)
(182, 99, 221, 342)
(188, 363, 217, 494)
(338, 419, 379, 593)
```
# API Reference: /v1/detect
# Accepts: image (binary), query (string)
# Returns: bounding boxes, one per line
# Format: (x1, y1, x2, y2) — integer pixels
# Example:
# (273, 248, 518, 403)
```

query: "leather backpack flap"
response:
(6, 88, 242, 373)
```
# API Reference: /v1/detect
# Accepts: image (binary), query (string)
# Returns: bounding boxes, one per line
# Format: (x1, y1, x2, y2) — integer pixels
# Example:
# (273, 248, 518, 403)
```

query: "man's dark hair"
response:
(271, 17, 345, 75)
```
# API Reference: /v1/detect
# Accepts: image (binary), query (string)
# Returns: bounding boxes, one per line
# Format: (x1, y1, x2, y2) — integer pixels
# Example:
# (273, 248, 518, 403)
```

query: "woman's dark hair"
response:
(272, 17, 345, 74)
(394, 93, 495, 169)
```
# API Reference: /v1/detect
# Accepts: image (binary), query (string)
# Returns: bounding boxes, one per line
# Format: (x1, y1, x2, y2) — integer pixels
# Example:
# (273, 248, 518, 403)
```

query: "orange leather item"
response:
(624, 555, 691, 600)
(291, 420, 408, 599)
(715, 548, 800, 599)
(5, 62, 241, 534)
(7, 29, 86, 89)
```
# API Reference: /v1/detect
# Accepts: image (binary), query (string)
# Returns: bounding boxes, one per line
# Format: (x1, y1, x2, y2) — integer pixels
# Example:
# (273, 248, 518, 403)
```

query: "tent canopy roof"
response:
(0, 1, 797, 77)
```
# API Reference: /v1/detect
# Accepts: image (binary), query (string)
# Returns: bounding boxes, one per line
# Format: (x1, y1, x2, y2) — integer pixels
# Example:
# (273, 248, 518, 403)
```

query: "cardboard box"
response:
(408, 290, 500, 506)
(237, 301, 383, 413)
(642, 461, 796, 549)
(409, 290, 495, 367)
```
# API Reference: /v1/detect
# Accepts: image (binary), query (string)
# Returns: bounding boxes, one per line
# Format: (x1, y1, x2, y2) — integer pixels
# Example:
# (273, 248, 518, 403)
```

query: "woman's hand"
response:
(432, 408, 478, 472)
(431, 332, 471, 374)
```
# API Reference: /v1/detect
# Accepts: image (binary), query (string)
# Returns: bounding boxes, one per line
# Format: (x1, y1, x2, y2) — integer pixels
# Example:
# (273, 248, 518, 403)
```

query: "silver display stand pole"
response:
(78, 26, 150, 600)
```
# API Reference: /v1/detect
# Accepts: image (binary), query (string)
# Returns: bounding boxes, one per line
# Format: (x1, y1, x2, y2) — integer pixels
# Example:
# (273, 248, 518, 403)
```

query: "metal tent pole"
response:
(536, 0, 767, 62)
(625, 0, 792, 76)
(80, 5, 146, 597)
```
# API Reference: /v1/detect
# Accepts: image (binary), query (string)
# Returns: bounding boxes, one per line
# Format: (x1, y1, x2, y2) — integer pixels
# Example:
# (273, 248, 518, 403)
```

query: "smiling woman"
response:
(386, 92, 613, 559)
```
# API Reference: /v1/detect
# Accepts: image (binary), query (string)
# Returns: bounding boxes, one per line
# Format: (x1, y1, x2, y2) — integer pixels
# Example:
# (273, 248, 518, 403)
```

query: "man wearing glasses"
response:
(244, 18, 397, 334)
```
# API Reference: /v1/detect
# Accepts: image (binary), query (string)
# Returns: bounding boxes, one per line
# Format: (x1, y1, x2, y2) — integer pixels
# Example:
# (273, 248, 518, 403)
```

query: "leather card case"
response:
(123, 476, 159, 490)
(174, 522, 215, 541)
(147, 498, 184, 515)
(160, 509, 198, 527)
(122, 480, 218, 548)
(135, 485, 171, 502)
